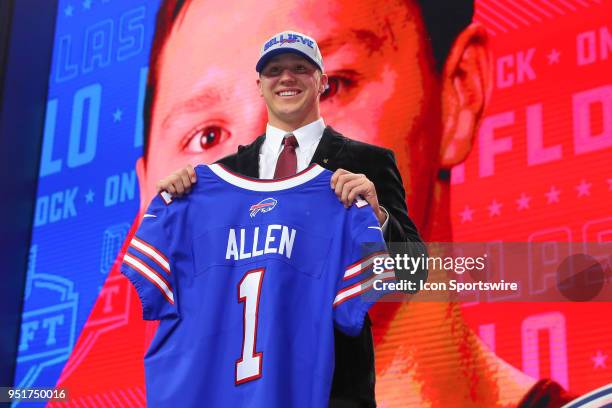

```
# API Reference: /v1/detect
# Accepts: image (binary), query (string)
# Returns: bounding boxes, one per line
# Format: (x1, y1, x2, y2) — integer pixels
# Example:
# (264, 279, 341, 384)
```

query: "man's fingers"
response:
(179, 171, 193, 194)
(347, 183, 371, 207)
(330, 168, 349, 188)
(341, 179, 364, 206)
(173, 176, 185, 195)
(157, 177, 171, 193)
(187, 164, 197, 183)
(346, 184, 369, 206)
(165, 183, 177, 195)
(156, 165, 196, 196)
(331, 171, 377, 208)
(334, 173, 360, 196)
(335, 174, 364, 198)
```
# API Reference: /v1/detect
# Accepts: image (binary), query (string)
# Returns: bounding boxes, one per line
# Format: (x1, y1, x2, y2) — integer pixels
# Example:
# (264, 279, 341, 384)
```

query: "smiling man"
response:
(178, 30, 423, 407)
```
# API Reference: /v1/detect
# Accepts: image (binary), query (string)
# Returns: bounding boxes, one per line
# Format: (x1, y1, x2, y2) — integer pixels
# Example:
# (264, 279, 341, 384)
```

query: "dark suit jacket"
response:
(217, 126, 423, 407)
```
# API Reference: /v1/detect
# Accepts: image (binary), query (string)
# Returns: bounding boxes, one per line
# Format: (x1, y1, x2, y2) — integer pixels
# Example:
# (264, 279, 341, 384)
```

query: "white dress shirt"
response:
(259, 118, 326, 179)
(258, 117, 388, 229)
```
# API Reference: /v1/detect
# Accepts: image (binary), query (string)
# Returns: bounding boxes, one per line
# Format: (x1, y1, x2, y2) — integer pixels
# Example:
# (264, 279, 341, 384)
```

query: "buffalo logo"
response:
(250, 198, 277, 218)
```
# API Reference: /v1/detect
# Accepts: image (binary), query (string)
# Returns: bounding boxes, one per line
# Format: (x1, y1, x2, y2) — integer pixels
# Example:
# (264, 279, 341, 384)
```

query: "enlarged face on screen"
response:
(137, 0, 444, 229)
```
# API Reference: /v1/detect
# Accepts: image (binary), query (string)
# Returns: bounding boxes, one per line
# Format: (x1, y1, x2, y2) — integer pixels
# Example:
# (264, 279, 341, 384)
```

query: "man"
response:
(157, 30, 422, 406)
(57, 0, 576, 406)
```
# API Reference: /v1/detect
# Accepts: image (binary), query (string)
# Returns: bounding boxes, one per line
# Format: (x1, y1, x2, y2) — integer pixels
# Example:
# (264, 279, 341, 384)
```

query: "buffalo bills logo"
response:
(249, 198, 278, 218)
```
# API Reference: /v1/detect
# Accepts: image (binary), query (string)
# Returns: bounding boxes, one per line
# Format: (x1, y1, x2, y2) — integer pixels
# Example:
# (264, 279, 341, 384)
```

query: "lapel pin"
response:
(323, 158, 329, 164)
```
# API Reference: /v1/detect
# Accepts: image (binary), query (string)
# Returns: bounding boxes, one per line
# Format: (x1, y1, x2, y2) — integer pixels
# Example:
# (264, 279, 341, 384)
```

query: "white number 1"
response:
(235, 268, 265, 384)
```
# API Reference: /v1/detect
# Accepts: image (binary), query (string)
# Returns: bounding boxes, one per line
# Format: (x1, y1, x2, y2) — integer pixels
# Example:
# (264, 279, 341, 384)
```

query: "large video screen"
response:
(15, 0, 611, 406)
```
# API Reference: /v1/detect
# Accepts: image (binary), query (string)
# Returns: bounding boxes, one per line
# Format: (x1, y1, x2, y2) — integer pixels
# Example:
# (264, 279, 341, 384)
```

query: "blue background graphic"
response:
(13, 0, 160, 400)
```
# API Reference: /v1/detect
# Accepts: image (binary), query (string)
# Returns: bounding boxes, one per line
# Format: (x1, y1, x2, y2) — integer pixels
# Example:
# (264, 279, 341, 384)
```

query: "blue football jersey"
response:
(121, 164, 393, 407)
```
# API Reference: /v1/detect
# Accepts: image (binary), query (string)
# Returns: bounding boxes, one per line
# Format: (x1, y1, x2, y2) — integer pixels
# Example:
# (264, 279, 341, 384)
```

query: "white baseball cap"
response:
(256, 31, 324, 73)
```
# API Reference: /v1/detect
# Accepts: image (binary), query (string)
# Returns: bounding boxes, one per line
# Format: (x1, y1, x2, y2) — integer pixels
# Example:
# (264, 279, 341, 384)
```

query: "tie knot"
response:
(283, 134, 298, 149)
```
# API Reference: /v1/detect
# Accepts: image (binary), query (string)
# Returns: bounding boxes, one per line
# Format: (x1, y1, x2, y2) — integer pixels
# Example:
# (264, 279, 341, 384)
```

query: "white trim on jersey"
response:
(209, 163, 325, 191)
(130, 237, 171, 274)
(333, 271, 395, 307)
(343, 251, 389, 280)
(562, 383, 612, 408)
(355, 197, 369, 208)
(124, 254, 175, 304)
(160, 190, 173, 204)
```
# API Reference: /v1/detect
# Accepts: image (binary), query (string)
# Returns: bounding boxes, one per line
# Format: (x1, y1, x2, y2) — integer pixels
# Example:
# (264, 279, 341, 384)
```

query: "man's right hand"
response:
(155, 164, 197, 196)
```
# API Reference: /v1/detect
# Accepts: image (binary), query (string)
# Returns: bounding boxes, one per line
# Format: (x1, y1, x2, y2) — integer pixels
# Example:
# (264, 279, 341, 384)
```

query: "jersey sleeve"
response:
(121, 192, 179, 321)
(333, 198, 395, 336)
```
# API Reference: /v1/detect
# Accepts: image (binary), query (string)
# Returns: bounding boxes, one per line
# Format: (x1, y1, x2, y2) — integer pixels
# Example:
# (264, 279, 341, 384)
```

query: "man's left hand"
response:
(330, 169, 387, 226)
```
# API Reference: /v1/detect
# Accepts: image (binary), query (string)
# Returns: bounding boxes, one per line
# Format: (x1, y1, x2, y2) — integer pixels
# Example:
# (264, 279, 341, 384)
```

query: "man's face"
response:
(140, 0, 442, 232)
(257, 54, 325, 129)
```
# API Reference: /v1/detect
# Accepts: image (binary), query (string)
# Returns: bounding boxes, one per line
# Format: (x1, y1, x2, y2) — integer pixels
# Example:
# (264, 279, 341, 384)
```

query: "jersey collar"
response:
(208, 163, 325, 191)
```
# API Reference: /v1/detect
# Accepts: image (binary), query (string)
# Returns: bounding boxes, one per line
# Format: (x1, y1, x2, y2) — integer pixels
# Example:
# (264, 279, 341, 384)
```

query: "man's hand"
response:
(330, 169, 387, 226)
(156, 164, 197, 196)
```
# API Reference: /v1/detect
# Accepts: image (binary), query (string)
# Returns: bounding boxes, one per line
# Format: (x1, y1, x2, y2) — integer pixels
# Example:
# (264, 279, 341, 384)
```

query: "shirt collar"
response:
(265, 118, 326, 151)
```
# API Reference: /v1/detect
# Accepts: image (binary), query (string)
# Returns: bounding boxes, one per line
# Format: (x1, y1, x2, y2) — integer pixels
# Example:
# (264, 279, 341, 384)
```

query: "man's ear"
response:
(257, 77, 263, 97)
(319, 73, 328, 94)
(439, 23, 491, 167)
(135, 156, 150, 213)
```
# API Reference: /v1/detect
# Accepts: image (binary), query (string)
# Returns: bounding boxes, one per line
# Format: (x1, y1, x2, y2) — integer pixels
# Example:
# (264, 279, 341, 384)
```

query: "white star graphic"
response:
(460, 206, 474, 223)
(113, 108, 123, 122)
(64, 5, 74, 16)
(516, 193, 531, 210)
(488, 200, 502, 217)
(545, 186, 560, 204)
(83, 0, 92, 9)
(576, 179, 591, 197)
(547, 49, 560, 64)
(592, 350, 607, 369)
(85, 189, 95, 203)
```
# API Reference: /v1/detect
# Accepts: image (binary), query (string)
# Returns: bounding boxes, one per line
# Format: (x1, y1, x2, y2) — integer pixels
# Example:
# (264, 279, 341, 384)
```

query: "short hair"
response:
(142, 0, 474, 159)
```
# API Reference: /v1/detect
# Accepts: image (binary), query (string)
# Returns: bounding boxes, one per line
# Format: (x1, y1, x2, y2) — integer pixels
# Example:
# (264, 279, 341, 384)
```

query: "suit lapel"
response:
(310, 126, 347, 170)
(237, 135, 265, 177)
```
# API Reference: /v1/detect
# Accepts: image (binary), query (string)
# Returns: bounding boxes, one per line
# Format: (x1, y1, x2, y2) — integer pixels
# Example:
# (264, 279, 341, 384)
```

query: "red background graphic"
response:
(50, 0, 611, 406)
(452, 0, 611, 400)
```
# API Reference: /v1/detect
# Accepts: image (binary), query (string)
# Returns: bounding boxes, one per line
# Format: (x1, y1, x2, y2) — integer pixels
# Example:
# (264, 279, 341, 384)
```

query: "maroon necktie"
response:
(273, 134, 298, 179)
